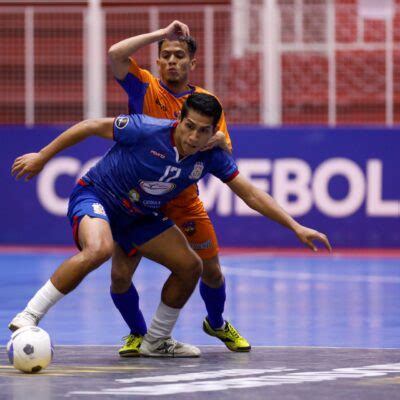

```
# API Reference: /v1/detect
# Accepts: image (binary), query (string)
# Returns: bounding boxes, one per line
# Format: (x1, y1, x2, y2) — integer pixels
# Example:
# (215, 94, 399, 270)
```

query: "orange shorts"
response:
(161, 184, 219, 260)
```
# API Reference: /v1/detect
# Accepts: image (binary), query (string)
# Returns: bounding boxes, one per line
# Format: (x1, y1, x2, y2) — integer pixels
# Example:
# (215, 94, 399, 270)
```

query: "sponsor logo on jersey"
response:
(139, 180, 176, 195)
(143, 199, 161, 208)
(190, 239, 212, 250)
(155, 98, 167, 112)
(128, 189, 140, 202)
(92, 203, 106, 216)
(182, 220, 196, 236)
(150, 149, 166, 159)
(115, 116, 129, 129)
(189, 162, 204, 180)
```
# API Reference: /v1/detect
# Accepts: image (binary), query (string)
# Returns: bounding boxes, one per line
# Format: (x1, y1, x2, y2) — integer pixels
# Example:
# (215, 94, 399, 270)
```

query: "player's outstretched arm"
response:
(108, 20, 190, 80)
(11, 118, 114, 181)
(226, 174, 332, 252)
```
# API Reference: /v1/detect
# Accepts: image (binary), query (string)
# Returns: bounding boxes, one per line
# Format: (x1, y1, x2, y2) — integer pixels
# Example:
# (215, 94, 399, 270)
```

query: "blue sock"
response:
(110, 283, 147, 336)
(200, 280, 226, 329)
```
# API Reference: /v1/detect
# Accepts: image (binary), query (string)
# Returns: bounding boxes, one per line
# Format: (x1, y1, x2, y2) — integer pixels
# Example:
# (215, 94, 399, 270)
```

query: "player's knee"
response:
(182, 253, 203, 282)
(83, 240, 113, 267)
(201, 257, 223, 286)
(202, 268, 224, 286)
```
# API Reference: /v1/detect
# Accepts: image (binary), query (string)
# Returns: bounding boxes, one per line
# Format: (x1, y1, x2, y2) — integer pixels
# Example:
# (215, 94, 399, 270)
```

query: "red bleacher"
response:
(0, 2, 399, 124)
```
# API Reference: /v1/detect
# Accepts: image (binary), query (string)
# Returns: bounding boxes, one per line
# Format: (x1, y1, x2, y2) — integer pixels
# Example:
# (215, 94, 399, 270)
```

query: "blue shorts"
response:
(67, 183, 174, 255)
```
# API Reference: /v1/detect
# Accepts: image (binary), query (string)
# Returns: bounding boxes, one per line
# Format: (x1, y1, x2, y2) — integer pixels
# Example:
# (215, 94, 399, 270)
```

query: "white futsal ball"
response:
(6, 326, 53, 373)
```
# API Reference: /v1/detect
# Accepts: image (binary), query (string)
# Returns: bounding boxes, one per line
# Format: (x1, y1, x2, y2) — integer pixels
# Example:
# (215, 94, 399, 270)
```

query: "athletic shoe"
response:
(203, 318, 251, 352)
(140, 336, 200, 358)
(118, 334, 143, 357)
(8, 311, 40, 332)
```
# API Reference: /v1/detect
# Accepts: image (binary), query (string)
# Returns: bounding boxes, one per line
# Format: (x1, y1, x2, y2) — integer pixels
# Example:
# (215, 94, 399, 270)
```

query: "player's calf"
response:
(161, 255, 202, 308)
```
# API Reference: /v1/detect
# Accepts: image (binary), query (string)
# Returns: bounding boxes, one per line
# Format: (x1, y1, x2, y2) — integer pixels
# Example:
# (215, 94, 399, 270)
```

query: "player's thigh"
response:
(68, 185, 114, 254)
(78, 216, 113, 250)
(113, 213, 201, 276)
(162, 200, 219, 260)
(137, 225, 202, 276)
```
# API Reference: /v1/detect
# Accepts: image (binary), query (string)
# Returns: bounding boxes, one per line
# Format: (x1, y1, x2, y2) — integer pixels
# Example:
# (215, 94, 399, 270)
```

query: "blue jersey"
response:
(83, 114, 238, 218)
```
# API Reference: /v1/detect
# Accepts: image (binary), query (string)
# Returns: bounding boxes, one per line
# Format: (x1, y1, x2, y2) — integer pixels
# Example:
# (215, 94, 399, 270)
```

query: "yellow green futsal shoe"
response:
(202, 318, 251, 352)
(118, 334, 143, 357)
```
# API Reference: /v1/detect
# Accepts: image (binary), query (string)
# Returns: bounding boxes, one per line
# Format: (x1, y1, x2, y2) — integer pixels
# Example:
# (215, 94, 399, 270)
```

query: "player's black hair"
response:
(181, 93, 222, 127)
(158, 36, 197, 58)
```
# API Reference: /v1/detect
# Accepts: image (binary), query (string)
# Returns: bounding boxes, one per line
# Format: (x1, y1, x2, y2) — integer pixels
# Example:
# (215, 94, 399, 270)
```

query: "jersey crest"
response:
(189, 162, 204, 180)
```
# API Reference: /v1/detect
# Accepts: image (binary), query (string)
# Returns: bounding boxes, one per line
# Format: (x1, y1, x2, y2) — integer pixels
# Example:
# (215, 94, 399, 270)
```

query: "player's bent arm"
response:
(108, 30, 166, 80)
(226, 174, 332, 252)
(39, 118, 114, 162)
(108, 20, 190, 80)
(11, 118, 114, 181)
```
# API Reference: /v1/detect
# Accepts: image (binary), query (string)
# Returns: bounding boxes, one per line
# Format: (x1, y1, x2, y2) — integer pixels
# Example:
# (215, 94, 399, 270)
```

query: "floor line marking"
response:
(221, 265, 400, 283)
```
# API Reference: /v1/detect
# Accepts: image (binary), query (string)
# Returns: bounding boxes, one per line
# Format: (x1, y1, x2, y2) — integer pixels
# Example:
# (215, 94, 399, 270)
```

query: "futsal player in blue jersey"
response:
(10, 93, 331, 357)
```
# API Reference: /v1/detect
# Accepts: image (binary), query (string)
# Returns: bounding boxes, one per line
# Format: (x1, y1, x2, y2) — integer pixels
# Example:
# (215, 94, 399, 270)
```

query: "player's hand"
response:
(201, 131, 230, 152)
(11, 152, 46, 181)
(163, 20, 190, 41)
(294, 225, 332, 252)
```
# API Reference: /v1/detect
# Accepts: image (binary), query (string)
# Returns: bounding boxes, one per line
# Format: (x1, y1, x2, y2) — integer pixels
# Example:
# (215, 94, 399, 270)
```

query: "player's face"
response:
(157, 41, 196, 85)
(175, 109, 216, 156)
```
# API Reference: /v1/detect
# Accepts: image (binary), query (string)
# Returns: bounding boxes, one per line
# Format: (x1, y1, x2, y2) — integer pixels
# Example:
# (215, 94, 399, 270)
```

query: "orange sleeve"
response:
(128, 57, 153, 83)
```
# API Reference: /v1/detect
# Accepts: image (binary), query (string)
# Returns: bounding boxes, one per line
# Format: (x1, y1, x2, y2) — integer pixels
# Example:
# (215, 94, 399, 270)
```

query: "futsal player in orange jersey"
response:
(107, 20, 249, 355)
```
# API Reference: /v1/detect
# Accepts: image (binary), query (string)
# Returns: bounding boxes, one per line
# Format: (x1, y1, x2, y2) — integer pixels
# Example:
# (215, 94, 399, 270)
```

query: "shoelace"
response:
(157, 338, 177, 353)
(225, 323, 240, 339)
(122, 334, 138, 345)
(22, 311, 40, 324)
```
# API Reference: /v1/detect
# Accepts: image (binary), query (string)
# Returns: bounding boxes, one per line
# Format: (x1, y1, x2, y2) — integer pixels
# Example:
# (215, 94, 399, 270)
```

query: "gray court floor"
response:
(2, 252, 400, 399)
(1, 346, 400, 399)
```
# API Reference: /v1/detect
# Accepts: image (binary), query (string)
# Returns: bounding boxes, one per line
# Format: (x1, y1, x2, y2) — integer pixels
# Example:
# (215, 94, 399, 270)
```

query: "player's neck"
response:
(172, 129, 186, 159)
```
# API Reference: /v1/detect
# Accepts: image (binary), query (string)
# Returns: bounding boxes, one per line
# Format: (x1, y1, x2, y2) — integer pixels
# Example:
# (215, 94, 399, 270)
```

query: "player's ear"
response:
(190, 58, 197, 71)
(176, 110, 181, 120)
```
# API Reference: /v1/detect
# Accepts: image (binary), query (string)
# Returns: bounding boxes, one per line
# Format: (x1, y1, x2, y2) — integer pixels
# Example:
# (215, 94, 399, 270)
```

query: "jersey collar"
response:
(159, 80, 196, 98)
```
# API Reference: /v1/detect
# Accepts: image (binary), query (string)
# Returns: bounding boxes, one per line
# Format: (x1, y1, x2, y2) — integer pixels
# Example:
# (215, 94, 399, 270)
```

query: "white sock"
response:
(25, 279, 64, 318)
(146, 301, 181, 342)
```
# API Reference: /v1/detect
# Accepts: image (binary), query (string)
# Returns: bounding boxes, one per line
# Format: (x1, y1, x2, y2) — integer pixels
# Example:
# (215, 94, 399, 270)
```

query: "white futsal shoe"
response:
(8, 310, 40, 332)
(140, 336, 201, 357)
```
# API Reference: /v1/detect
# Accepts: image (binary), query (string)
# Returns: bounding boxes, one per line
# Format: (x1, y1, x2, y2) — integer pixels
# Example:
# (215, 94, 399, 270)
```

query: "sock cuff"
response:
(110, 283, 138, 298)
(159, 301, 181, 318)
(200, 280, 226, 295)
(45, 279, 64, 300)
